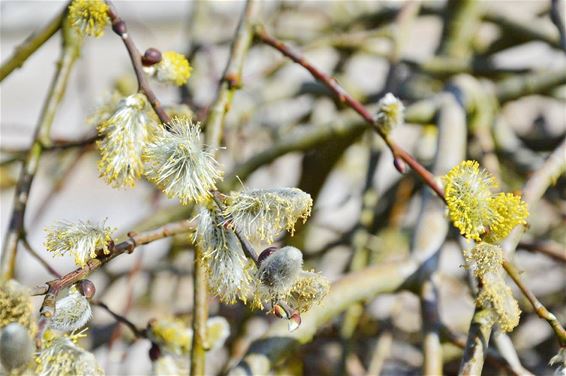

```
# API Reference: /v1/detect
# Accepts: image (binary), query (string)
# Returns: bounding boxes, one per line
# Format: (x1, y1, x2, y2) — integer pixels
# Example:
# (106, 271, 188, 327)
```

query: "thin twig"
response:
(502, 260, 566, 346)
(518, 241, 566, 263)
(21, 236, 62, 278)
(0, 17, 82, 281)
(253, 25, 446, 202)
(105, 1, 171, 125)
(0, 2, 68, 81)
(94, 300, 147, 338)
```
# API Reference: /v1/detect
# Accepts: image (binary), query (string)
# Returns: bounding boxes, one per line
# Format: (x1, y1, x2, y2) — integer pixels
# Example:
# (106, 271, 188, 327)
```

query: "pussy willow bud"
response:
(153, 51, 192, 86)
(50, 286, 92, 332)
(288, 311, 302, 332)
(258, 246, 303, 300)
(0, 323, 34, 371)
(206, 316, 230, 351)
(147, 318, 192, 356)
(375, 93, 404, 135)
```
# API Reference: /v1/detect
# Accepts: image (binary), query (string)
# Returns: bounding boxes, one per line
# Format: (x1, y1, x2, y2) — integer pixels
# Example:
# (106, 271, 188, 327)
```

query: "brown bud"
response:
(393, 156, 407, 174)
(258, 246, 278, 265)
(149, 342, 161, 361)
(77, 279, 96, 300)
(142, 48, 162, 66)
(112, 20, 127, 36)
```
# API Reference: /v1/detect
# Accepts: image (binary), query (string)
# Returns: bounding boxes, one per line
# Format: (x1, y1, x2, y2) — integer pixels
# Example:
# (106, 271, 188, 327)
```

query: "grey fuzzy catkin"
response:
(0, 323, 33, 371)
(259, 246, 303, 298)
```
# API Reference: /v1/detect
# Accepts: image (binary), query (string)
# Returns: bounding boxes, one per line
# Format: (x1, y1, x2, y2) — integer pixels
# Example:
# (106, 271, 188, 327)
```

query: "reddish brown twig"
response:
(254, 25, 446, 202)
(105, 1, 171, 125)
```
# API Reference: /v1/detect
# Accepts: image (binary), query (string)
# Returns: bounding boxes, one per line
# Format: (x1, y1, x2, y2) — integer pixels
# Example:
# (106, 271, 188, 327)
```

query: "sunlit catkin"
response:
(375, 92, 404, 135)
(50, 286, 92, 332)
(153, 51, 192, 86)
(476, 270, 521, 332)
(147, 319, 192, 356)
(485, 192, 528, 243)
(258, 246, 304, 301)
(35, 335, 104, 376)
(144, 117, 222, 204)
(68, 0, 109, 38)
(44, 219, 114, 268)
(224, 188, 313, 243)
(194, 206, 254, 303)
(443, 160, 497, 241)
(97, 93, 154, 188)
(0, 280, 35, 333)
(286, 271, 330, 313)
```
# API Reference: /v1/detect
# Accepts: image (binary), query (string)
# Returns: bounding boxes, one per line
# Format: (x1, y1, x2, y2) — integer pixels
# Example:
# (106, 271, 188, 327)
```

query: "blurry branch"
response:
(0, 2, 68, 81)
(21, 236, 62, 278)
(437, 0, 480, 59)
(492, 330, 534, 376)
(502, 260, 566, 346)
(31, 219, 195, 343)
(230, 260, 418, 375)
(495, 70, 566, 103)
(0, 133, 99, 160)
(205, 0, 258, 149)
(254, 25, 446, 201)
(550, 0, 566, 54)
(367, 329, 393, 376)
(0, 17, 82, 281)
(93, 300, 147, 339)
(482, 11, 563, 54)
(440, 323, 525, 376)
(517, 241, 566, 263)
(458, 308, 494, 376)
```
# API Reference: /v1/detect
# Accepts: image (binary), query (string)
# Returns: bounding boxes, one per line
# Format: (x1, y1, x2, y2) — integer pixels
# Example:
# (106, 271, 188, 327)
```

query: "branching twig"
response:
(502, 260, 566, 346)
(0, 17, 82, 281)
(0, 3, 68, 81)
(253, 25, 446, 202)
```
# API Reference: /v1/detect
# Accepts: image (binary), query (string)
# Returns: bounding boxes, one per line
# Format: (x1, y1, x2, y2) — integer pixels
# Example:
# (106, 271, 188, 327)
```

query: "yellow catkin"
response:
(68, 0, 109, 38)
(485, 192, 529, 243)
(0, 280, 36, 335)
(286, 271, 330, 313)
(155, 51, 192, 86)
(443, 160, 497, 241)
(477, 270, 521, 332)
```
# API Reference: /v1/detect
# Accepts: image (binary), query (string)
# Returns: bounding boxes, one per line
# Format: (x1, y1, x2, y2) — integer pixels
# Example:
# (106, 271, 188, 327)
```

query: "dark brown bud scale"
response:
(112, 20, 127, 36)
(77, 279, 96, 300)
(142, 48, 162, 66)
(258, 246, 279, 265)
(149, 342, 161, 361)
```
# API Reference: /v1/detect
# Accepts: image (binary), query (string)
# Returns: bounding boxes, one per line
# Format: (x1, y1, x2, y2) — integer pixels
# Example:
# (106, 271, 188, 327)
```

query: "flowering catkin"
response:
(0, 279, 35, 333)
(68, 0, 109, 38)
(97, 93, 155, 188)
(194, 206, 254, 304)
(223, 188, 313, 243)
(286, 271, 330, 313)
(443, 160, 497, 241)
(147, 319, 192, 356)
(153, 51, 192, 86)
(144, 117, 222, 204)
(35, 335, 104, 376)
(50, 286, 92, 332)
(44, 219, 114, 268)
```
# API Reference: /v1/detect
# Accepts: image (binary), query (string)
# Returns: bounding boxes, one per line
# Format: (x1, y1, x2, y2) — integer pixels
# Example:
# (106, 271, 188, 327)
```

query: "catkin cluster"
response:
(444, 160, 529, 332)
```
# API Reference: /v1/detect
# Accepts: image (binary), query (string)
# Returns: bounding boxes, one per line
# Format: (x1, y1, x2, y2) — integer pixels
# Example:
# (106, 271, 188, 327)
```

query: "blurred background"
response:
(1, 1, 565, 375)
